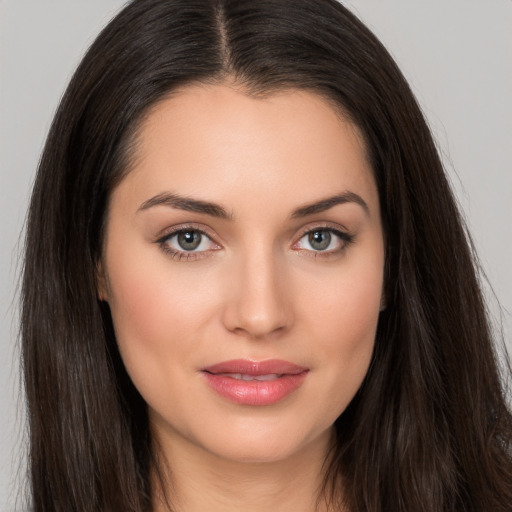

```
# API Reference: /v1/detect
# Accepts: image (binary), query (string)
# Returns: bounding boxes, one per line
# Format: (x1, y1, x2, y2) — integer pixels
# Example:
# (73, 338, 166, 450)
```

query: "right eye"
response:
(157, 228, 220, 260)
(167, 230, 209, 251)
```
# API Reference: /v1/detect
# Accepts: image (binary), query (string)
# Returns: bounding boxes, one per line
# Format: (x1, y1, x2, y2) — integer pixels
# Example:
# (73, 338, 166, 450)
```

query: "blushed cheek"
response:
(323, 304, 378, 418)
(104, 253, 176, 364)
(316, 266, 382, 386)
(321, 271, 381, 335)
(105, 269, 186, 405)
(105, 254, 219, 361)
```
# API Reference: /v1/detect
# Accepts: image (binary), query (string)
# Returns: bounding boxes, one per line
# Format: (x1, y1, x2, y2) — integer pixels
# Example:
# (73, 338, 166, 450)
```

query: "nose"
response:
(221, 248, 293, 339)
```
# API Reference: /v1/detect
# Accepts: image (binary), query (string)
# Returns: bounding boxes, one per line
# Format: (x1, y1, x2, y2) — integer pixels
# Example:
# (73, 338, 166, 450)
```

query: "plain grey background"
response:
(1, 1, 510, 509)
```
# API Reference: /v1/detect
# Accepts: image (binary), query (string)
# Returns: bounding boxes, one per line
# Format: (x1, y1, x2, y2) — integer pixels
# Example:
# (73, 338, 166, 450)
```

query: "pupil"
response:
(309, 230, 331, 251)
(178, 231, 201, 250)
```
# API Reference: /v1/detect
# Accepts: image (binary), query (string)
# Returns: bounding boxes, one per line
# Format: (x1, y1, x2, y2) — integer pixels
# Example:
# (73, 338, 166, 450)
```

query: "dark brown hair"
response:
(21, 0, 512, 510)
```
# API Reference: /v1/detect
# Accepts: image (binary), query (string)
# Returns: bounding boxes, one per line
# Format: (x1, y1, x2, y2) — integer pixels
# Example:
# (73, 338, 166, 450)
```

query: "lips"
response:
(201, 359, 309, 406)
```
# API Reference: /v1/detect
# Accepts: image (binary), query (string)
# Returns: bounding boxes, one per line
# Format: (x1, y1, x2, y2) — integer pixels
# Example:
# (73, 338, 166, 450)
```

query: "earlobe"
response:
(96, 261, 109, 302)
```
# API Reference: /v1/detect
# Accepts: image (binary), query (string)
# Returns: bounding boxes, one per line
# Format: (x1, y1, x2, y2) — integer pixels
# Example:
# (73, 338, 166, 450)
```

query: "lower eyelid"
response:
(158, 241, 212, 260)
(164, 249, 205, 261)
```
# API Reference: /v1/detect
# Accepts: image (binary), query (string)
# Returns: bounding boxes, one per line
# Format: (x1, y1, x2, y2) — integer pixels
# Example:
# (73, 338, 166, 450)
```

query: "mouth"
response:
(211, 373, 283, 381)
(201, 359, 309, 406)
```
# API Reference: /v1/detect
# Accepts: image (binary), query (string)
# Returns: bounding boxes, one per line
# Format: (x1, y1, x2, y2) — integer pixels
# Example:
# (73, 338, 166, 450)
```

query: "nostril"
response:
(221, 293, 292, 339)
(219, 253, 293, 338)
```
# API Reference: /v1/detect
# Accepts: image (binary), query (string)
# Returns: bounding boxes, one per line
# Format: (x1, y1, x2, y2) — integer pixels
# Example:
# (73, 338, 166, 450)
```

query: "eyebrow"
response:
(138, 192, 232, 219)
(291, 191, 370, 218)
(138, 190, 369, 219)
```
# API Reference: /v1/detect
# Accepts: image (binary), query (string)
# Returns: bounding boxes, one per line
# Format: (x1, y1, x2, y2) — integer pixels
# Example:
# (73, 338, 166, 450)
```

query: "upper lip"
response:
(202, 359, 308, 376)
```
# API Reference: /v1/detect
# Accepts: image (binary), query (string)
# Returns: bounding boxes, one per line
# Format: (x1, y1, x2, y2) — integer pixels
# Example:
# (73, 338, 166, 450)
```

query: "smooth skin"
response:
(98, 83, 385, 511)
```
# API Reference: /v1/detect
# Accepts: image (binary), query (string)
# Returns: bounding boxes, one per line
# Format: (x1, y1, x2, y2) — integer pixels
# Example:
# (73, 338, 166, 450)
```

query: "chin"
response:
(191, 419, 334, 465)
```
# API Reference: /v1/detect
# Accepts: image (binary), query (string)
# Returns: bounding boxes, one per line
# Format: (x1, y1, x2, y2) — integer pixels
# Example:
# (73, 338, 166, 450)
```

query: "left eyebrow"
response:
(291, 191, 370, 218)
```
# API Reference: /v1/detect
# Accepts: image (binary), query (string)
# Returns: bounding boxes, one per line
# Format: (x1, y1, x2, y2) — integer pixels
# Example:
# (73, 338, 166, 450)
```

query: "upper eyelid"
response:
(156, 223, 218, 243)
(296, 228, 351, 245)
(294, 221, 351, 238)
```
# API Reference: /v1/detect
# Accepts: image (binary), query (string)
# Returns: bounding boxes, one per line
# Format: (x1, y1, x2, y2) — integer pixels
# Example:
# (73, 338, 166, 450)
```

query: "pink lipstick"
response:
(201, 359, 308, 406)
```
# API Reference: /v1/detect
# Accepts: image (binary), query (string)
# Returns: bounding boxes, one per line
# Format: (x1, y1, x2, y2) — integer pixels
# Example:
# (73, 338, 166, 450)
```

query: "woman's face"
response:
(99, 84, 385, 463)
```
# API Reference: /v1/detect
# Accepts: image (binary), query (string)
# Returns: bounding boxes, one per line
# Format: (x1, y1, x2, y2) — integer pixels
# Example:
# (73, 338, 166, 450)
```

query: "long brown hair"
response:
(21, 0, 512, 510)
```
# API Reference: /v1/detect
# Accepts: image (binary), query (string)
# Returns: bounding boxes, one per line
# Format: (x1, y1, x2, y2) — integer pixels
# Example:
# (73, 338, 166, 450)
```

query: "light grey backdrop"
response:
(1, 1, 510, 509)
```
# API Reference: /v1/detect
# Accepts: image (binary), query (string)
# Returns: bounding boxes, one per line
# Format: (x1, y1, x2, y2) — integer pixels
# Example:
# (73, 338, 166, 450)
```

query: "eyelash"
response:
(155, 223, 354, 261)
(293, 225, 355, 258)
(156, 224, 218, 261)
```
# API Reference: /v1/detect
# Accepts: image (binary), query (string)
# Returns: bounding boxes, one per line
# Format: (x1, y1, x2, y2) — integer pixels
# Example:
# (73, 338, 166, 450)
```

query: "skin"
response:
(98, 84, 385, 511)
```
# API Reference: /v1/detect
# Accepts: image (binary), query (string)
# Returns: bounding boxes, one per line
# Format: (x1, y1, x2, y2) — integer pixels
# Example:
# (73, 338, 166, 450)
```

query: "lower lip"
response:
(202, 372, 308, 406)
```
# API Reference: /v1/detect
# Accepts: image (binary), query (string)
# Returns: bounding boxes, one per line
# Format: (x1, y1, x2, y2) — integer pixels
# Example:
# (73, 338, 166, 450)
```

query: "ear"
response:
(96, 261, 109, 302)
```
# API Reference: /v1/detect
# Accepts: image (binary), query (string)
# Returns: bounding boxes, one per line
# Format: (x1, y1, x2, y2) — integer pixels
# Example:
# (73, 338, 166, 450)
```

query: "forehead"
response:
(113, 84, 378, 217)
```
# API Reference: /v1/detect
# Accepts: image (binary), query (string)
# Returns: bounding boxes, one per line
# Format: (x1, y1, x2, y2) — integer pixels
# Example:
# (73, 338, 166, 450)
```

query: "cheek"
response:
(302, 250, 382, 343)
(106, 226, 214, 332)
(103, 241, 218, 394)
(324, 290, 378, 378)
(299, 254, 383, 410)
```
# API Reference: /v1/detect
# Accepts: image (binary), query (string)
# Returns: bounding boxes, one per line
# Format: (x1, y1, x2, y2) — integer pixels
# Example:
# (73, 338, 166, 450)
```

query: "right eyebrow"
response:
(137, 192, 232, 220)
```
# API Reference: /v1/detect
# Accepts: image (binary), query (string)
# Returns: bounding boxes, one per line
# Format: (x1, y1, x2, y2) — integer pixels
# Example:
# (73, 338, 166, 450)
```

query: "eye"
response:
(295, 227, 353, 253)
(157, 227, 220, 259)
(172, 230, 205, 251)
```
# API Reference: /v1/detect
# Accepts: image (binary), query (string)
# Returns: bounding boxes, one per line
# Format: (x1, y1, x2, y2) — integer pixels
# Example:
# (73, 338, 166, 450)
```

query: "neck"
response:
(152, 427, 339, 512)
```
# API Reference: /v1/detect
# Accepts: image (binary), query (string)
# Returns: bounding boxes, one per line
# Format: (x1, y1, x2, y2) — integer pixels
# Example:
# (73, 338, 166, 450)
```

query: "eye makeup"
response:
(155, 223, 221, 261)
(154, 220, 355, 262)
(292, 222, 355, 260)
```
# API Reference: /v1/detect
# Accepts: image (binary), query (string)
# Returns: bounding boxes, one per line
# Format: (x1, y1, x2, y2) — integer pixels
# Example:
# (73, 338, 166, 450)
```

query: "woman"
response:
(21, 0, 512, 510)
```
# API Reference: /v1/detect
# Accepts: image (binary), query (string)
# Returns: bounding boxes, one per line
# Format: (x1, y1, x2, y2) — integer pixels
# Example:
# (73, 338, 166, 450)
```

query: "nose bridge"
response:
(222, 242, 291, 338)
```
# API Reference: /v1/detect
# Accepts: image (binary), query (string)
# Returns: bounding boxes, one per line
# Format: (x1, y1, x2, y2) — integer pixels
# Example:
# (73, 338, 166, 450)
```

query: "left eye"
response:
(163, 230, 215, 252)
(296, 229, 348, 252)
